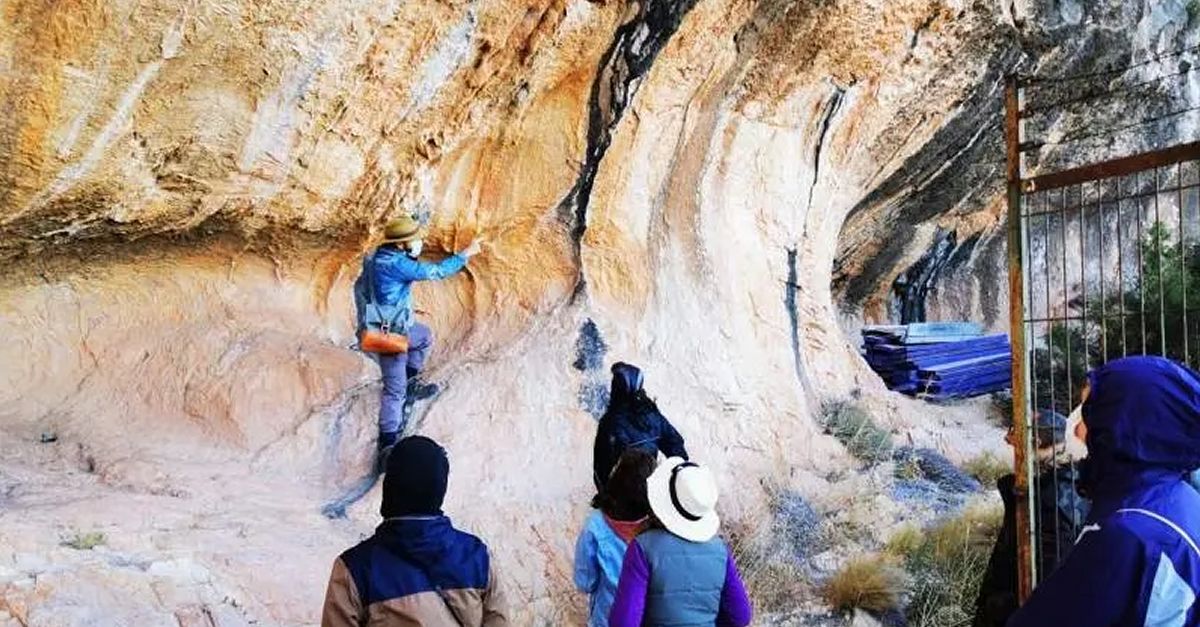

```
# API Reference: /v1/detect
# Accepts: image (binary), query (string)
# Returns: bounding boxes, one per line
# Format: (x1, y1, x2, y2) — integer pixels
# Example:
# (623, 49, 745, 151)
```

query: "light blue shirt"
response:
(573, 510, 630, 627)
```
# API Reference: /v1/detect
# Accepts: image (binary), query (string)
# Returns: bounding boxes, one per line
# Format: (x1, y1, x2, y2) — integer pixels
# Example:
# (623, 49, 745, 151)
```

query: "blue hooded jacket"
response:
(1009, 356, 1200, 626)
(592, 363, 688, 490)
(352, 246, 467, 332)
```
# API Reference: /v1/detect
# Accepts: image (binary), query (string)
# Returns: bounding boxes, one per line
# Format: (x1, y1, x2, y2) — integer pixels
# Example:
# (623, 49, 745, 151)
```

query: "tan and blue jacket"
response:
(322, 516, 509, 626)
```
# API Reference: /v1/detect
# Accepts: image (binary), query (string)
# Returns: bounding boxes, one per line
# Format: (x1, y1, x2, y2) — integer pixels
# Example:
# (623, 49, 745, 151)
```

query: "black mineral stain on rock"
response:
(579, 381, 611, 420)
(556, 0, 703, 292)
(573, 318, 608, 372)
(574, 318, 611, 419)
(890, 228, 957, 324)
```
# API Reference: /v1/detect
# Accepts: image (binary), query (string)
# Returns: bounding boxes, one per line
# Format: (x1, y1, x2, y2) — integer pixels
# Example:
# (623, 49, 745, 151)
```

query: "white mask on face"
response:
(407, 239, 424, 258)
(1064, 405, 1088, 461)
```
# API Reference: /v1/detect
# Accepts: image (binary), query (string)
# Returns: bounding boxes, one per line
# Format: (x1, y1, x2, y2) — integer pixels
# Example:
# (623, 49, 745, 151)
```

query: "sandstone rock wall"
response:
(2, 0, 1197, 623)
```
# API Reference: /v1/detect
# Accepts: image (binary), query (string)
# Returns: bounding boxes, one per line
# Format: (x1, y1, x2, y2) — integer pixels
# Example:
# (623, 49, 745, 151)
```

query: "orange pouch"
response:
(360, 329, 409, 354)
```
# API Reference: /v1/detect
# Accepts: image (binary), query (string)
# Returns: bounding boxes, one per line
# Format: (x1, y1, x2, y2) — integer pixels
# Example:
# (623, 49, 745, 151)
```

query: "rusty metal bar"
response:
(1023, 141, 1200, 193)
(1006, 75, 1038, 602)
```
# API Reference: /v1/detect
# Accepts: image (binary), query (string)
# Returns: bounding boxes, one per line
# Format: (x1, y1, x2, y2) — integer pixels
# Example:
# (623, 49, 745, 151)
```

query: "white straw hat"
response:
(646, 457, 720, 542)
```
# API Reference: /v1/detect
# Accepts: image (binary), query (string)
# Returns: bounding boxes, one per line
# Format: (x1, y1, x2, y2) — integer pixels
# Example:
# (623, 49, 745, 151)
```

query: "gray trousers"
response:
(376, 322, 432, 435)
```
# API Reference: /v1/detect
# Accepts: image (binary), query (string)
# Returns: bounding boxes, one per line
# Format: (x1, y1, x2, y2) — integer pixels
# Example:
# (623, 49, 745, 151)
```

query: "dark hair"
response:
(594, 449, 656, 521)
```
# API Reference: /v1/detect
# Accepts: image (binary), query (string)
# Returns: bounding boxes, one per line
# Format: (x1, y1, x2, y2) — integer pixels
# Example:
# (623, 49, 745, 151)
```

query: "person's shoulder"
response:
(1111, 489, 1200, 542)
(1089, 510, 1159, 551)
(339, 533, 382, 564)
(633, 527, 672, 547)
(584, 509, 606, 529)
(446, 525, 495, 563)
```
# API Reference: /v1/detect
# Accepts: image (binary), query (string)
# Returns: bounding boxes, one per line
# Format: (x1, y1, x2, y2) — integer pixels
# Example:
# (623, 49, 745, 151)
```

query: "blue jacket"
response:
(353, 246, 467, 331)
(593, 364, 688, 490)
(573, 511, 631, 627)
(321, 516, 508, 626)
(1009, 356, 1200, 626)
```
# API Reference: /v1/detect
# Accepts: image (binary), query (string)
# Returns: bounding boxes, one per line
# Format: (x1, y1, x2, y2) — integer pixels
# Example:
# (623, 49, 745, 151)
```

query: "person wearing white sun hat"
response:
(608, 457, 753, 627)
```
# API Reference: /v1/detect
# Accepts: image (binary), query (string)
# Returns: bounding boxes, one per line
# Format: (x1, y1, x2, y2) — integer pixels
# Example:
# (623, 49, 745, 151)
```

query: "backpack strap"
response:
(365, 253, 405, 332)
(1117, 508, 1200, 558)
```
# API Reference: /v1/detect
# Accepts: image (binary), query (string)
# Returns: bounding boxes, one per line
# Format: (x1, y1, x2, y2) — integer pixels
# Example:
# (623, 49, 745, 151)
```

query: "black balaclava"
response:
(381, 435, 449, 518)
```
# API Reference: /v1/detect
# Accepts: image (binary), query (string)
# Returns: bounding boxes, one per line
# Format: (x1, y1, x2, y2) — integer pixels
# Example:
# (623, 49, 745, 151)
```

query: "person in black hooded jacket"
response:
(592, 362, 688, 493)
(972, 408, 1089, 627)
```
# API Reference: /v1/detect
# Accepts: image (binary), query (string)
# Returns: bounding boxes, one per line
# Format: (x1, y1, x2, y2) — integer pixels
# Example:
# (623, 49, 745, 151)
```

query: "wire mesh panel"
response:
(1016, 154, 1200, 587)
(1019, 163, 1198, 582)
(1006, 49, 1200, 595)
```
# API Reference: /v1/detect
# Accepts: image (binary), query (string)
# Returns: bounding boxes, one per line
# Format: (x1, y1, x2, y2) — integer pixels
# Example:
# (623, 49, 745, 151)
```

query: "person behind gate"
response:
(353, 213, 482, 455)
(1008, 356, 1200, 626)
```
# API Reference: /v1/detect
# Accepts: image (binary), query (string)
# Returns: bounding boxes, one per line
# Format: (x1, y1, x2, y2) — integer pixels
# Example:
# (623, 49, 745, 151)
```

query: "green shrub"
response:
(819, 400, 893, 464)
(62, 530, 106, 551)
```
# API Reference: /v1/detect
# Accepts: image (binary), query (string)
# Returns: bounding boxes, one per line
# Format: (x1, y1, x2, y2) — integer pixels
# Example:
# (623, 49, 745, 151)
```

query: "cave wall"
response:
(833, 0, 1200, 330)
(2, 0, 1197, 622)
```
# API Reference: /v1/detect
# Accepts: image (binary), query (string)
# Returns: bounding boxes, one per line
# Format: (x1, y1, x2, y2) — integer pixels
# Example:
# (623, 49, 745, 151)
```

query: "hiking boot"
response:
(406, 378, 440, 403)
(377, 444, 395, 474)
(376, 431, 399, 473)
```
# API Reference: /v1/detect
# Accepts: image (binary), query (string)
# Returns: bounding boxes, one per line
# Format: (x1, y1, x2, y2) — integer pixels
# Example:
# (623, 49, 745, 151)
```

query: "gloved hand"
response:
(460, 239, 484, 258)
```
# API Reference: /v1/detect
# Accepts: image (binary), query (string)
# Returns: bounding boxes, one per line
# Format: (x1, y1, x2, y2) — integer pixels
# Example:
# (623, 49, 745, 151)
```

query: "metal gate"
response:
(1005, 74, 1200, 600)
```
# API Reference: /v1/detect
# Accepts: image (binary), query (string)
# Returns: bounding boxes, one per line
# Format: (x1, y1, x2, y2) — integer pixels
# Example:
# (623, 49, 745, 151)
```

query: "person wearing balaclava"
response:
(973, 408, 1090, 627)
(1008, 356, 1200, 626)
(321, 436, 509, 626)
(352, 213, 483, 456)
(592, 362, 688, 493)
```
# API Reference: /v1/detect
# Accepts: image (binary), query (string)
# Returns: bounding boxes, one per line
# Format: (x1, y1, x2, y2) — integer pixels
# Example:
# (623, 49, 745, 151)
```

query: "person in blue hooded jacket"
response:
(353, 214, 482, 453)
(574, 449, 657, 627)
(592, 362, 688, 492)
(1008, 356, 1200, 626)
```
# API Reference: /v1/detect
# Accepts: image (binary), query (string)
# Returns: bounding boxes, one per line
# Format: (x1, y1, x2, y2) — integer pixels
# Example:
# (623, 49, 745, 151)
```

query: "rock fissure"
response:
(557, 0, 703, 290)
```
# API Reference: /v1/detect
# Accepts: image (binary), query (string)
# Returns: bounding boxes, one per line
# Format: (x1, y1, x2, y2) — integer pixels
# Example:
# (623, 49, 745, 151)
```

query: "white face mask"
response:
(407, 239, 424, 258)
(1064, 405, 1088, 461)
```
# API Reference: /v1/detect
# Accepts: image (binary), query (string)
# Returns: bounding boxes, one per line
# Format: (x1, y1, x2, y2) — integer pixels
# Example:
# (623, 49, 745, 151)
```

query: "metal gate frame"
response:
(1005, 74, 1200, 602)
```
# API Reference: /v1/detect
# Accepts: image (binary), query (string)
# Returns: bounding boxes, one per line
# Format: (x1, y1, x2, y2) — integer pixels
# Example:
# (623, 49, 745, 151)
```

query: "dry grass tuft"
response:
(726, 509, 810, 614)
(884, 524, 925, 558)
(822, 553, 909, 614)
(819, 400, 893, 464)
(904, 503, 1003, 627)
(963, 451, 1011, 487)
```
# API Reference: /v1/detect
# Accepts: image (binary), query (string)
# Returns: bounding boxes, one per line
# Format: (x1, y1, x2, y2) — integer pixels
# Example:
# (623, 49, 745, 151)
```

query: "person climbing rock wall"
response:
(353, 213, 483, 455)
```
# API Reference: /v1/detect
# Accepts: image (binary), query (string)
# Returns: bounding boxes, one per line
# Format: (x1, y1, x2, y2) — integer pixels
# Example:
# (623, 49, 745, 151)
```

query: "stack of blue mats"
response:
(862, 322, 1012, 400)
